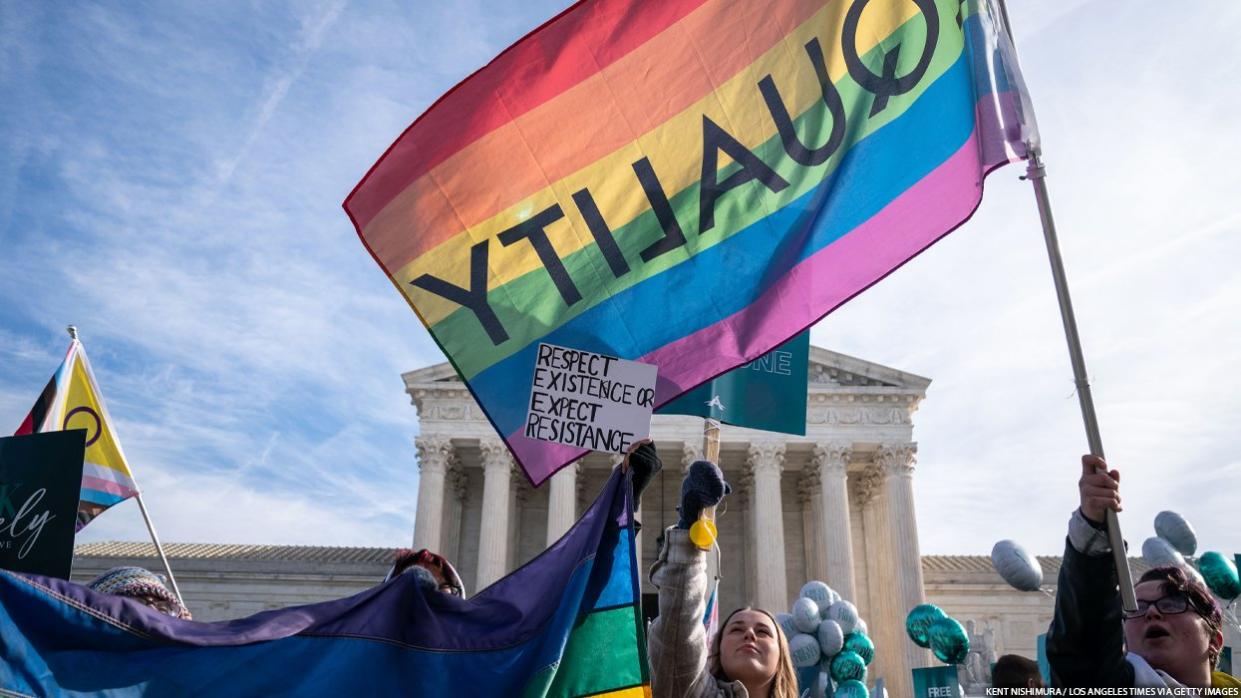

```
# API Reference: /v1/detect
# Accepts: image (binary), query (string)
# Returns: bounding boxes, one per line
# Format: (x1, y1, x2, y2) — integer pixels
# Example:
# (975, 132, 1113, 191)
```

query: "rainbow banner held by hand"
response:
(345, 0, 1035, 485)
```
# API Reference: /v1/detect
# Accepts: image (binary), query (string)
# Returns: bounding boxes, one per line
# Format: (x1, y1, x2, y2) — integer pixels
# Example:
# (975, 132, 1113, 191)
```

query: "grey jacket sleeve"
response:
(647, 528, 716, 698)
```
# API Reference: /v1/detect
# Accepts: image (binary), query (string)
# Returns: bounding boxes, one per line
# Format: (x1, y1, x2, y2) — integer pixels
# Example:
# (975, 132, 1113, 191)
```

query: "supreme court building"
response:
(404, 345, 934, 694)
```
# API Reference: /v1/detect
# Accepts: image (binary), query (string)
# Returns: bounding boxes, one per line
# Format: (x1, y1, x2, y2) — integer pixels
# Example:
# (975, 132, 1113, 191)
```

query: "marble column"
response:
(412, 437, 452, 552)
(814, 442, 857, 602)
(879, 442, 930, 669)
(798, 469, 825, 583)
(747, 441, 789, 613)
(857, 463, 908, 698)
(547, 462, 579, 546)
(440, 456, 468, 564)
(476, 439, 513, 590)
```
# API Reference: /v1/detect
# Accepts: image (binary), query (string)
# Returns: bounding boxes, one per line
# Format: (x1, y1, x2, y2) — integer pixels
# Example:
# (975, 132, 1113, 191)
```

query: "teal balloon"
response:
(834, 679, 869, 698)
(830, 650, 867, 684)
(905, 603, 946, 648)
(1199, 552, 1241, 601)
(928, 617, 970, 664)
(843, 631, 875, 665)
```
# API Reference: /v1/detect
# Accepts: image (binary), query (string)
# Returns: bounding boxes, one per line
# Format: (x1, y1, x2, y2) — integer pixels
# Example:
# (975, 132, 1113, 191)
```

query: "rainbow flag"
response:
(14, 339, 141, 529)
(344, 0, 1035, 484)
(0, 470, 650, 697)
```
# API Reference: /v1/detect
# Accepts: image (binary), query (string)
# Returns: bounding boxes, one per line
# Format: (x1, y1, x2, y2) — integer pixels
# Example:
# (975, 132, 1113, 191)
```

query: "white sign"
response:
(524, 343, 658, 454)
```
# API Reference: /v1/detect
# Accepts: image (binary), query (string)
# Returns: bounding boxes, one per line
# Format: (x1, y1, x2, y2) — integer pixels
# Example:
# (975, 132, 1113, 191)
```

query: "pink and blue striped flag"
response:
(344, 0, 1035, 485)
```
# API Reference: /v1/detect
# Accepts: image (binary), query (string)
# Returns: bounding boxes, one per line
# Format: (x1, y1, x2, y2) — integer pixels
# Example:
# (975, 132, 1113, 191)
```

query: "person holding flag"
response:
(14, 327, 182, 603)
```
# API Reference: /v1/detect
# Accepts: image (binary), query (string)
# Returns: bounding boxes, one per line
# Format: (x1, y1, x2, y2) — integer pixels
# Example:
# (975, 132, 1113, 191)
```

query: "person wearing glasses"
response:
(1046, 455, 1240, 689)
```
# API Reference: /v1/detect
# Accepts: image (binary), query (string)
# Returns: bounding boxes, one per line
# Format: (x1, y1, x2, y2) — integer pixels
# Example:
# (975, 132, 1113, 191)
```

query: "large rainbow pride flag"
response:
(0, 470, 649, 697)
(345, 0, 1036, 485)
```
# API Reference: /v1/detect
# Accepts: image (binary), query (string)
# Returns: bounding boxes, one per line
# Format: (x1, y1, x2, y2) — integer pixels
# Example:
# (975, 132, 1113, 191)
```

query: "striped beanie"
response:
(87, 566, 192, 620)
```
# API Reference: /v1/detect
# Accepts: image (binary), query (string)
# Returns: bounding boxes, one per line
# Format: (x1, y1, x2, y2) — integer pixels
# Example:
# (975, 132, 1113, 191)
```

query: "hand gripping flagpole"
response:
(67, 326, 186, 607)
(995, 0, 1138, 611)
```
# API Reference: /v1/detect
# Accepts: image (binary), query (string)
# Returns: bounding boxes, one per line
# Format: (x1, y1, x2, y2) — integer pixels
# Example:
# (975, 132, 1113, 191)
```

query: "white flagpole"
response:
(993, 3, 1138, 612)
(67, 326, 186, 607)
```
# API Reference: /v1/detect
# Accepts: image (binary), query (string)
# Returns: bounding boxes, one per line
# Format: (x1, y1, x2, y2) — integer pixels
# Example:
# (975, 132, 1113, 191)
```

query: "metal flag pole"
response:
(992, 0, 1137, 613)
(66, 325, 186, 607)
(1022, 146, 1138, 613)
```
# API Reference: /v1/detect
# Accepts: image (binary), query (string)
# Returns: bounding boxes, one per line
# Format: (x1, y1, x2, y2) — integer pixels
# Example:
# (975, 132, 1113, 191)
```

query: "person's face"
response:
(1123, 581, 1216, 676)
(718, 610, 780, 685)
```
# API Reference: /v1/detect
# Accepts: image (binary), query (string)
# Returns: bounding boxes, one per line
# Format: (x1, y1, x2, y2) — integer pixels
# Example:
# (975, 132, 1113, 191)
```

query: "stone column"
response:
(798, 469, 825, 583)
(857, 463, 909, 698)
(476, 439, 513, 590)
(879, 442, 930, 669)
(412, 437, 452, 552)
(440, 456, 468, 564)
(747, 441, 789, 613)
(547, 462, 579, 546)
(814, 442, 857, 601)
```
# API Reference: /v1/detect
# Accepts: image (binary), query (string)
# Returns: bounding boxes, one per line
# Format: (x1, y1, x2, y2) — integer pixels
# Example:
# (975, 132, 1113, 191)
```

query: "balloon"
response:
(1142, 536, 1186, 569)
(811, 671, 831, 698)
(775, 612, 799, 640)
(834, 679, 869, 698)
(843, 631, 874, 665)
(827, 600, 859, 635)
(928, 617, 970, 664)
(990, 539, 1043, 592)
(800, 580, 835, 609)
(790, 633, 822, 668)
(830, 650, 867, 683)
(855, 618, 868, 636)
(793, 597, 821, 633)
(1199, 552, 1241, 601)
(1154, 511, 1197, 557)
(817, 619, 844, 657)
(905, 603, 946, 648)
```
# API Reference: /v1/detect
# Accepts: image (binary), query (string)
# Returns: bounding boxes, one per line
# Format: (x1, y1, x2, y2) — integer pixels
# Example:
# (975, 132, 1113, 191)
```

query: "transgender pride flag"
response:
(345, 0, 1035, 485)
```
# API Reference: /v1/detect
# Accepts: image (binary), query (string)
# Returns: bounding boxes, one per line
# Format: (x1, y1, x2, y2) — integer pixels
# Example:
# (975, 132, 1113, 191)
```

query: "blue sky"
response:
(1, 1, 1238, 558)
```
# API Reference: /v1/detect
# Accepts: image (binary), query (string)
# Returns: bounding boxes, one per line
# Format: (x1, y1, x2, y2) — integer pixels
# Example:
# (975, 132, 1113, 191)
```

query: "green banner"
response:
(912, 666, 961, 698)
(657, 331, 809, 436)
(0, 430, 86, 579)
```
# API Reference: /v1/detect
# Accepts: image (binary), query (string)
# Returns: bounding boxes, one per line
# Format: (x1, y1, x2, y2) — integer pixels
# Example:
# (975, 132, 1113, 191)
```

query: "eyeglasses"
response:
(1123, 594, 1196, 620)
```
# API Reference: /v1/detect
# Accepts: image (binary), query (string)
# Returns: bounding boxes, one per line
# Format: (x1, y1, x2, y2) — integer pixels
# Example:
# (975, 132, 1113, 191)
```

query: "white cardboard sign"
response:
(524, 343, 658, 454)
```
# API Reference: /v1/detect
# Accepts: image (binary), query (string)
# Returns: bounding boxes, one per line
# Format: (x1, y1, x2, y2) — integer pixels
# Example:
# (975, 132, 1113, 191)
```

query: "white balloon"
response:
(990, 539, 1043, 592)
(855, 618, 868, 636)
(827, 600, 859, 635)
(817, 619, 844, 657)
(801, 580, 834, 609)
(1155, 511, 1198, 557)
(790, 632, 822, 667)
(775, 612, 799, 640)
(1143, 536, 1186, 569)
(793, 597, 821, 633)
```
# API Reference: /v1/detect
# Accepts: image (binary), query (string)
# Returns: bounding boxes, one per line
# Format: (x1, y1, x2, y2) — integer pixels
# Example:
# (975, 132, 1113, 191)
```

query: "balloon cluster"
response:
(778, 581, 874, 698)
(905, 603, 970, 665)
(1142, 510, 1198, 570)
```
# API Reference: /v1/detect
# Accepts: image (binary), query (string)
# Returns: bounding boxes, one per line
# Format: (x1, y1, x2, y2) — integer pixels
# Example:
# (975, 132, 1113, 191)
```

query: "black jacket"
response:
(1046, 533, 1135, 687)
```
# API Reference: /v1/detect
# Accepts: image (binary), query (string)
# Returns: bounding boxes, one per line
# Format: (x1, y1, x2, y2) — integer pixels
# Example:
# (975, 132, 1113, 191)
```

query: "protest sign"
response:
(0, 430, 86, 579)
(658, 330, 809, 435)
(912, 665, 961, 698)
(524, 343, 657, 455)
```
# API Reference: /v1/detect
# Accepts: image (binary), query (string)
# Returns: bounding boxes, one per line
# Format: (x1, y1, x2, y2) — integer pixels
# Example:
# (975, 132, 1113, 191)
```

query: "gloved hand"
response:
(624, 441, 662, 509)
(676, 459, 731, 529)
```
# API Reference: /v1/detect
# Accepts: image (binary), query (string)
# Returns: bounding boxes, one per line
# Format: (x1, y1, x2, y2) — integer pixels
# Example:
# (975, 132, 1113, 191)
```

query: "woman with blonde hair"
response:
(634, 443, 799, 698)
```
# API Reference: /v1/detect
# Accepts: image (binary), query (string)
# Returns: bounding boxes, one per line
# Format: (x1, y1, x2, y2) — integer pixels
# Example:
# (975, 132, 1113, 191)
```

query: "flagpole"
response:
(1022, 148, 1138, 613)
(992, 0, 1138, 614)
(66, 326, 186, 607)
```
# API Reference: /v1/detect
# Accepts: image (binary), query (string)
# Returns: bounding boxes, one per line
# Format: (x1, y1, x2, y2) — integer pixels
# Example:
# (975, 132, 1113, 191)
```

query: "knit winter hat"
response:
(384, 549, 466, 597)
(87, 566, 192, 620)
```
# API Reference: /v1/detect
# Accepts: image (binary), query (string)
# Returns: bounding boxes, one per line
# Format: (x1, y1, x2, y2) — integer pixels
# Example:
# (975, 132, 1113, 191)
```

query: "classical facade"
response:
(403, 346, 933, 696)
